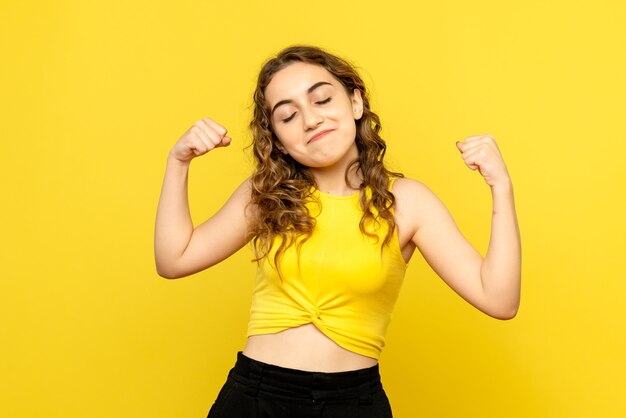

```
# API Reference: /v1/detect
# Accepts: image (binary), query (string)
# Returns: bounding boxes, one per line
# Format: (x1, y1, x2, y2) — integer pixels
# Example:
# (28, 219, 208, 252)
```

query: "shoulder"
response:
(390, 177, 435, 203)
(226, 176, 252, 204)
(217, 176, 255, 220)
(390, 177, 448, 229)
(235, 176, 252, 197)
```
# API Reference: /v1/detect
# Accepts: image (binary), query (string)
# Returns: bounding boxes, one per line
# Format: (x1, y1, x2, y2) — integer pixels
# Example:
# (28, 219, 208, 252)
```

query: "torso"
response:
(242, 323, 377, 372)
(242, 178, 417, 372)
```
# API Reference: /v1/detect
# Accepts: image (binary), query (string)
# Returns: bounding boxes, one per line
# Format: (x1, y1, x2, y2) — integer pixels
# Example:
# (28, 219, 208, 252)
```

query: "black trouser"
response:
(207, 351, 393, 418)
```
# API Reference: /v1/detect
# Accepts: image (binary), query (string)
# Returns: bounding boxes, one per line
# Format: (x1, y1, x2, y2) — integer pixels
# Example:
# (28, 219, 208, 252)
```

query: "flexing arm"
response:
(397, 135, 521, 319)
(154, 117, 251, 279)
(480, 181, 520, 318)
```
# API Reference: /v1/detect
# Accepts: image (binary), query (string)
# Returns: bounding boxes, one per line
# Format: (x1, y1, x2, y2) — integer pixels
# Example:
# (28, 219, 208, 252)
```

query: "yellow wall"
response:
(1, 1, 624, 417)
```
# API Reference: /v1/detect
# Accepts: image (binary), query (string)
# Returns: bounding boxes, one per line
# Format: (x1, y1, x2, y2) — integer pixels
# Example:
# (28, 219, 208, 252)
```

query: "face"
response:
(264, 61, 364, 169)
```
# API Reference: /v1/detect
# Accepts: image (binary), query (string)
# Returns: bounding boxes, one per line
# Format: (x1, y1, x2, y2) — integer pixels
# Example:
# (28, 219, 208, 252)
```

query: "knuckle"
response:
(212, 125, 226, 136)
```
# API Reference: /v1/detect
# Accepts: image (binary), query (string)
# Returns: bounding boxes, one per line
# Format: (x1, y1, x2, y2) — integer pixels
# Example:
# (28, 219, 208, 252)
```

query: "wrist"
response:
(490, 179, 513, 194)
(167, 153, 191, 168)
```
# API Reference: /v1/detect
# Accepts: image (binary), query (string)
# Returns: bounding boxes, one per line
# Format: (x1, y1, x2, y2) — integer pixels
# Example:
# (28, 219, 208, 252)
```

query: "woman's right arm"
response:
(154, 117, 252, 279)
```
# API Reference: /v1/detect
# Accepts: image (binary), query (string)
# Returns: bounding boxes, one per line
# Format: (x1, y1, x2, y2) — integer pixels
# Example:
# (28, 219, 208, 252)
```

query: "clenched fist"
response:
(455, 134, 511, 189)
(170, 117, 231, 164)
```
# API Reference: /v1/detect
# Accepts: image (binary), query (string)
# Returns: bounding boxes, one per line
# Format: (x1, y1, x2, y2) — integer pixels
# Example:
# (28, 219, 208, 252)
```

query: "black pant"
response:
(207, 351, 393, 418)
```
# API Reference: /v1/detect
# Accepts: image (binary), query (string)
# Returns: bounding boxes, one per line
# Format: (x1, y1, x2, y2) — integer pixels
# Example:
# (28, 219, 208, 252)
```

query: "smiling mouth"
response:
(308, 130, 334, 144)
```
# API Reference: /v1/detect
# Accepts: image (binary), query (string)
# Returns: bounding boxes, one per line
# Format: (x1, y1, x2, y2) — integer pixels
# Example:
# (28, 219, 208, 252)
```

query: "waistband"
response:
(228, 351, 383, 404)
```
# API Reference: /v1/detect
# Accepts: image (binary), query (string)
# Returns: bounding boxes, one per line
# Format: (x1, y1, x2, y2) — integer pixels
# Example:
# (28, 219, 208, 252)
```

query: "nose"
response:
(301, 105, 323, 130)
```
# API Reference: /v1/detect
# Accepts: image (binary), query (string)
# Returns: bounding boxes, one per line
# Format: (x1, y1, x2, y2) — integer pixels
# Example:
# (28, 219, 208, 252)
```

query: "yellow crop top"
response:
(246, 178, 408, 360)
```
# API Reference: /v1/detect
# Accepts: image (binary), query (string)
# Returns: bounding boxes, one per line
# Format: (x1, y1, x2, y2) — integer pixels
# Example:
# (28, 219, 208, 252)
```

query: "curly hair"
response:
(247, 45, 403, 277)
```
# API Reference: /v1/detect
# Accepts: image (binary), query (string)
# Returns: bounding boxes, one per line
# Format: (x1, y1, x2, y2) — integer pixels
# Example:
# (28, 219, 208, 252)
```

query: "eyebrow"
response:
(270, 81, 333, 117)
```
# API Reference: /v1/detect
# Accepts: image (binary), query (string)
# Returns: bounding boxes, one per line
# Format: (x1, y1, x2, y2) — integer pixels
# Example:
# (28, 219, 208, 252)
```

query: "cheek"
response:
(340, 110, 358, 134)
(273, 129, 299, 151)
(338, 106, 357, 125)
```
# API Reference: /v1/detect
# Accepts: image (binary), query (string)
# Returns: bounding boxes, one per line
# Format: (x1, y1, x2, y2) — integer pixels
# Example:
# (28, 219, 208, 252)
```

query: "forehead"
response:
(265, 62, 339, 105)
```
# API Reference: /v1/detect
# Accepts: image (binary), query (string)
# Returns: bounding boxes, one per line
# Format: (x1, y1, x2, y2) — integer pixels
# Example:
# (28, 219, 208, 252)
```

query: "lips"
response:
(308, 129, 334, 144)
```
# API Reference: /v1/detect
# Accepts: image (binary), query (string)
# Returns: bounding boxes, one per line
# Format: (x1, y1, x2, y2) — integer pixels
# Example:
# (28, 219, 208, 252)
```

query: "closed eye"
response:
(317, 97, 332, 105)
(281, 97, 332, 123)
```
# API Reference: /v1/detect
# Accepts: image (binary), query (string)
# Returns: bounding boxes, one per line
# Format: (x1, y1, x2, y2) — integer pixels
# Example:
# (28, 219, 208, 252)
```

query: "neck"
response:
(309, 145, 362, 196)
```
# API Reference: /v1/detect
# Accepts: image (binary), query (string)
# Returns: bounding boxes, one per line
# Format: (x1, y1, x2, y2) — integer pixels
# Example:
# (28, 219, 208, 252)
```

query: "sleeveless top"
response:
(246, 177, 408, 360)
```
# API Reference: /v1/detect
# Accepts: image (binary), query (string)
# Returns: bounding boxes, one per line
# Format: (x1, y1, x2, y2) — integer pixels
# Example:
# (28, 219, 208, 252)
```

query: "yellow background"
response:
(1, 1, 625, 417)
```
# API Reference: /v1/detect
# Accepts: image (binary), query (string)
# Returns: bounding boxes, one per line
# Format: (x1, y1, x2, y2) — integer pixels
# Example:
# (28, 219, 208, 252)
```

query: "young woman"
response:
(154, 45, 521, 418)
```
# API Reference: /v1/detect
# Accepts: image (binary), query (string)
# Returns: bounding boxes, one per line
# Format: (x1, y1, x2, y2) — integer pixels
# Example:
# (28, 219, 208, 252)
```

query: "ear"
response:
(275, 140, 289, 155)
(351, 89, 364, 120)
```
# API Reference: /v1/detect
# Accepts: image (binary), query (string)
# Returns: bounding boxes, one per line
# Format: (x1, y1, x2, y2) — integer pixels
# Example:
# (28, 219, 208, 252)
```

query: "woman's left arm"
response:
(456, 134, 521, 319)
(398, 134, 521, 320)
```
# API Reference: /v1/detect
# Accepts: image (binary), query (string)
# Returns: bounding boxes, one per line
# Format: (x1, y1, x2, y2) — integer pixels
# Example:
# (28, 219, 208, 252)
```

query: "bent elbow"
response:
(155, 262, 181, 280)
(494, 311, 517, 320)
(155, 251, 190, 279)
(156, 268, 177, 280)
(491, 304, 519, 320)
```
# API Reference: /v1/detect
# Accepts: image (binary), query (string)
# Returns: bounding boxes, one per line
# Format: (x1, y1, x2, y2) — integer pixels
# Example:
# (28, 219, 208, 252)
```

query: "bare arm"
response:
(398, 135, 521, 319)
(481, 181, 521, 318)
(154, 117, 250, 279)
